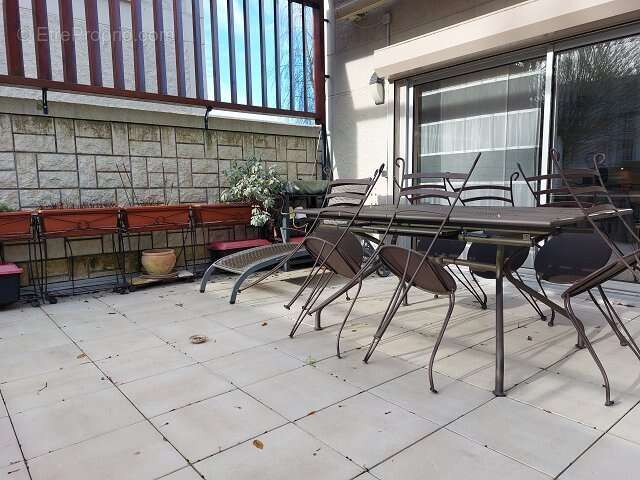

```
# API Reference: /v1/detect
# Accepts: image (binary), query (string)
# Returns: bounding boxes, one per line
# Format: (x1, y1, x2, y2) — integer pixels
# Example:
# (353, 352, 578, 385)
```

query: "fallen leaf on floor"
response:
(261, 322, 268, 326)
(76, 353, 87, 359)
(307, 410, 316, 416)
(527, 336, 533, 341)
(253, 439, 264, 449)
(37, 382, 48, 393)
(189, 335, 208, 344)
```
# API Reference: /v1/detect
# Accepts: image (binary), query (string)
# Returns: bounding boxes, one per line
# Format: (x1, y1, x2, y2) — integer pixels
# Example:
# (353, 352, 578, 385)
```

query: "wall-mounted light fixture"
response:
(369, 72, 385, 105)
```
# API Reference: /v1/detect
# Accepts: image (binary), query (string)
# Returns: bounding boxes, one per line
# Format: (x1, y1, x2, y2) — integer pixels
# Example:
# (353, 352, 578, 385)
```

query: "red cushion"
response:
(207, 239, 271, 251)
(288, 236, 306, 244)
(0, 263, 23, 275)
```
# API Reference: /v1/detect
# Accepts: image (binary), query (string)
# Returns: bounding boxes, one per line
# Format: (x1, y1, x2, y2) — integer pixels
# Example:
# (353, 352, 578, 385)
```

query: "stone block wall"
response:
(0, 114, 321, 210)
(0, 110, 321, 289)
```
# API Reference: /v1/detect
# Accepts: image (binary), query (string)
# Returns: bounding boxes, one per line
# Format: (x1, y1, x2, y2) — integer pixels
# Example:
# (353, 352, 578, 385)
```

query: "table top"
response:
(300, 204, 629, 231)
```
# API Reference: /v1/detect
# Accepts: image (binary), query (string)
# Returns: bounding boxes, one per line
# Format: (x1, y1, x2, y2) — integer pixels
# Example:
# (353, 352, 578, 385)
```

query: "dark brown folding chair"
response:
(506, 149, 640, 406)
(238, 165, 385, 297)
(401, 169, 489, 310)
(237, 165, 386, 347)
(518, 159, 610, 326)
(362, 153, 483, 395)
(453, 173, 547, 321)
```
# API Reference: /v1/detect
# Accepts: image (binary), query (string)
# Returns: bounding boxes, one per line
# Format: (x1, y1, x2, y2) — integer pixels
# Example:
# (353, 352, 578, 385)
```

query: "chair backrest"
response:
(517, 158, 600, 208)
(397, 171, 467, 205)
(298, 164, 385, 278)
(551, 149, 640, 285)
(448, 172, 519, 206)
(324, 178, 377, 208)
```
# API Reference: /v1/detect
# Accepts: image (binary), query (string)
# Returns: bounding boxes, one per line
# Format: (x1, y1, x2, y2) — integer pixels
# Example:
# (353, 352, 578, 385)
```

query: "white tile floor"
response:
(2, 270, 640, 479)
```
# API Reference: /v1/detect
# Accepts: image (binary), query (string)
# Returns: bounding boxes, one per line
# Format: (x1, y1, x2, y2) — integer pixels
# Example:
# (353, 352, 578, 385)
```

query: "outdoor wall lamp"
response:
(369, 73, 385, 105)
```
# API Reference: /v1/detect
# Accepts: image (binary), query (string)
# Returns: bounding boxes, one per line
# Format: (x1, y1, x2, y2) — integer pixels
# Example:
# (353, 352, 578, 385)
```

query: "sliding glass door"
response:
(554, 34, 640, 244)
(413, 58, 546, 206)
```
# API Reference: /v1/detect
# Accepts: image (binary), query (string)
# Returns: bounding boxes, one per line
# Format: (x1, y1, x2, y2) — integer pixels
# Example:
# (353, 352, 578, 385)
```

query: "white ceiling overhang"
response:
(373, 0, 640, 80)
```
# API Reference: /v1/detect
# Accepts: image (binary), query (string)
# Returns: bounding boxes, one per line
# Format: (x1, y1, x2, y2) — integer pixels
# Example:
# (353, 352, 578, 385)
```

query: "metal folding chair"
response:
(362, 153, 483, 395)
(453, 173, 547, 321)
(237, 164, 386, 297)
(401, 169, 489, 310)
(235, 165, 386, 350)
(518, 160, 601, 326)
(506, 149, 640, 406)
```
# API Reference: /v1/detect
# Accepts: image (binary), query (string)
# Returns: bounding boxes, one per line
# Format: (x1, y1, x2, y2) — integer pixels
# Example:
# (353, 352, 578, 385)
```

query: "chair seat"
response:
(467, 241, 528, 279)
(304, 226, 364, 279)
(416, 236, 466, 259)
(535, 232, 612, 285)
(379, 245, 456, 295)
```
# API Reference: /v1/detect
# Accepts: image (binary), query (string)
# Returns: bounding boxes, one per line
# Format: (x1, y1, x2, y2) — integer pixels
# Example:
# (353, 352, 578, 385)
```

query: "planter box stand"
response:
(35, 210, 127, 303)
(0, 213, 40, 306)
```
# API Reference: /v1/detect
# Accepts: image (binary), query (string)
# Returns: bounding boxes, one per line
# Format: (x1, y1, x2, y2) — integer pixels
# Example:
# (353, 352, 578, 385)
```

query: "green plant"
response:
(221, 158, 283, 227)
(0, 203, 13, 212)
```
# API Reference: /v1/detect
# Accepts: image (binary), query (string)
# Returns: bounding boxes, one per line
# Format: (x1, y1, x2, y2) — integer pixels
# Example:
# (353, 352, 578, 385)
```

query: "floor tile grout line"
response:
(0, 386, 33, 480)
(441, 425, 555, 479)
(339, 395, 500, 477)
(37, 305, 208, 480)
(16, 280, 636, 475)
(552, 397, 640, 479)
(180, 360, 429, 472)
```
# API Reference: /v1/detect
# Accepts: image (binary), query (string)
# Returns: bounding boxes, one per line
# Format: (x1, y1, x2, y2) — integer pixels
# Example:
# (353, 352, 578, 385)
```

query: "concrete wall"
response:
(328, 0, 640, 201)
(328, 0, 525, 201)
(0, 98, 320, 287)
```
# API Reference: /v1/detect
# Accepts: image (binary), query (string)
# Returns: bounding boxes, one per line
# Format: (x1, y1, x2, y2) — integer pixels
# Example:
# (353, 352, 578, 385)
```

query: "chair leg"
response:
(565, 297, 613, 406)
(536, 275, 556, 326)
(588, 289, 628, 347)
(513, 271, 546, 321)
(284, 250, 327, 310)
(598, 286, 640, 361)
(428, 293, 455, 393)
(337, 280, 363, 358)
(448, 265, 487, 309)
(363, 277, 407, 363)
(469, 271, 489, 309)
(289, 271, 334, 338)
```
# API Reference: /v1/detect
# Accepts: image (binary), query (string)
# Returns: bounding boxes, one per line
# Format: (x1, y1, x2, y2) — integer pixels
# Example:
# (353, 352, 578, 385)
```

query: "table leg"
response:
(494, 245, 505, 397)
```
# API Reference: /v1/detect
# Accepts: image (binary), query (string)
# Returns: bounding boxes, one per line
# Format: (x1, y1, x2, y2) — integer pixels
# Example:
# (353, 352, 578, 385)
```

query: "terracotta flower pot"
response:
(141, 249, 177, 275)
(191, 203, 252, 227)
(0, 211, 33, 241)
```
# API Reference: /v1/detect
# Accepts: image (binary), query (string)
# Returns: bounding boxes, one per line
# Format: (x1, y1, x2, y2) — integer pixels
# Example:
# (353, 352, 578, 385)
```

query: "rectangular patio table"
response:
(300, 204, 628, 397)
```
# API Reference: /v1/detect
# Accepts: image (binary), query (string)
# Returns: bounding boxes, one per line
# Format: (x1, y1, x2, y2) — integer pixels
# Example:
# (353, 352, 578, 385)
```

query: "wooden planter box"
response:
(191, 203, 252, 227)
(123, 205, 191, 233)
(39, 207, 120, 238)
(0, 211, 33, 241)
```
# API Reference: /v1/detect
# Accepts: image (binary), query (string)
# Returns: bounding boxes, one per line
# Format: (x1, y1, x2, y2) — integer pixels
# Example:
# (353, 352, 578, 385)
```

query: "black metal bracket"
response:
(204, 106, 213, 130)
(40, 88, 49, 115)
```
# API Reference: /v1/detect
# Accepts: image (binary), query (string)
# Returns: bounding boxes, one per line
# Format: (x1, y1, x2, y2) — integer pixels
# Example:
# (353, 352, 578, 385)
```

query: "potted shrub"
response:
(220, 158, 283, 228)
(0, 203, 33, 241)
(38, 202, 120, 238)
(191, 202, 252, 227)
